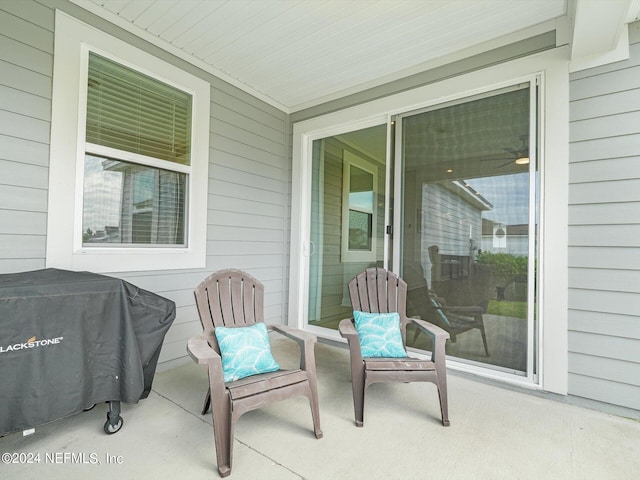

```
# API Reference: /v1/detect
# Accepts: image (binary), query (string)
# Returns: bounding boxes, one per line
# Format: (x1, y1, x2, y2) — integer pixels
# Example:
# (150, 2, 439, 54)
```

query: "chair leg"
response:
(352, 374, 366, 427)
(411, 325, 421, 345)
(435, 373, 450, 427)
(211, 395, 233, 477)
(202, 387, 211, 415)
(479, 323, 489, 356)
(306, 378, 323, 439)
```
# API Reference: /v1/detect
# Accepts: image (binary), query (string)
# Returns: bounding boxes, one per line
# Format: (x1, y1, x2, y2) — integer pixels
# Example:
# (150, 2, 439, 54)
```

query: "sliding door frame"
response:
(289, 47, 569, 393)
(392, 79, 540, 384)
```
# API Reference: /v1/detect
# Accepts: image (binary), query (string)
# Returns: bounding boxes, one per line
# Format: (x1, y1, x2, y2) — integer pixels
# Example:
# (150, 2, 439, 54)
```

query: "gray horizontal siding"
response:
(0, 0, 291, 367)
(0, 3, 51, 273)
(569, 310, 640, 339)
(567, 20, 640, 410)
(0, 84, 51, 120)
(0, 1, 53, 273)
(569, 202, 640, 225)
(0, 184, 47, 211)
(569, 370, 640, 411)
(569, 246, 640, 270)
(569, 225, 640, 247)
(570, 133, 640, 162)
(0, 136, 50, 167)
(570, 331, 640, 365)
(569, 268, 640, 294)
(569, 290, 640, 317)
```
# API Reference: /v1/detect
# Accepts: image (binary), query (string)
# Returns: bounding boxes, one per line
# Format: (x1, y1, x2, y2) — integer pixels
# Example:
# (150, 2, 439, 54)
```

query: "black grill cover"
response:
(0, 268, 176, 434)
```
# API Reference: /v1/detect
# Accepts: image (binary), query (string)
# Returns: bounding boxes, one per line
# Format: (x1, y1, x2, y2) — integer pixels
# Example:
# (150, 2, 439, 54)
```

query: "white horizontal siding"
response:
(567, 21, 640, 410)
(0, 1, 291, 367)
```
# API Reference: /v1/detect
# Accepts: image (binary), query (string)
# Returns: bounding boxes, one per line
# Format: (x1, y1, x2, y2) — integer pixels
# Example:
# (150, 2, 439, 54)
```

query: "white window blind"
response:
(82, 52, 192, 247)
(86, 52, 192, 165)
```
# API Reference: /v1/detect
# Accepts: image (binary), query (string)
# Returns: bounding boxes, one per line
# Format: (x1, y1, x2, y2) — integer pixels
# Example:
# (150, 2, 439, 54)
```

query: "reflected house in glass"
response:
(420, 181, 492, 285)
(83, 157, 187, 246)
(481, 219, 529, 257)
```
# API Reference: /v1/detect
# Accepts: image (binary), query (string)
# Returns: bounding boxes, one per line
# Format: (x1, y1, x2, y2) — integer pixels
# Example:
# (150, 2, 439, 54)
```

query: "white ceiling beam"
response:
(569, 0, 636, 72)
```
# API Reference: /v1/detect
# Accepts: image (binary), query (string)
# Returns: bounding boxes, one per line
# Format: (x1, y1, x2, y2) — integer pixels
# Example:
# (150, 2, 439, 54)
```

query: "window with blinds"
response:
(82, 52, 192, 247)
(86, 52, 192, 165)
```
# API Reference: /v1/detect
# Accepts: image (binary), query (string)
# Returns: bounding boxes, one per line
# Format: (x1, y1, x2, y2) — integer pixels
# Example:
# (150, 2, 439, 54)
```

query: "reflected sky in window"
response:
(467, 173, 530, 226)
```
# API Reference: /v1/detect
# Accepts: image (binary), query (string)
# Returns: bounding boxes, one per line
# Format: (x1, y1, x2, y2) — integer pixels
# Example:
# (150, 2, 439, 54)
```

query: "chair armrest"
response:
(338, 317, 357, 338)
(409, 317, 449, 340)
(187, 334, 219, 364)
(441, 305, 484, 316)
(338, 318, 363, 363)
(187, 334, 225, 385)
(270, 325, 317, 371)
(408, 318, 450, 363)
(271, 324, 317, 345)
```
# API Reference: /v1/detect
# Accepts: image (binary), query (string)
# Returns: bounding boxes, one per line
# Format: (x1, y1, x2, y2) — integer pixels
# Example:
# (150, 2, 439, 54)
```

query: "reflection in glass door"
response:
(398, 84, 538, 376)
(308, 125, 387, 330)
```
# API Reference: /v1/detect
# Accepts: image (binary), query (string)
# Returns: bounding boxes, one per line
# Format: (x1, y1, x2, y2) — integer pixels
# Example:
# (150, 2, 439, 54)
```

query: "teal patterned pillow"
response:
(353, 310, 407, 358)
(214, 322, 281, 383)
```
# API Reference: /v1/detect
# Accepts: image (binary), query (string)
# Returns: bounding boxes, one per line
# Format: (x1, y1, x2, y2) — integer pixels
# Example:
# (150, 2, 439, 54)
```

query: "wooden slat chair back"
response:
(348, 267, 409, 342)
(339, 267, 451, 427)
(188, 269, 322, 477)
(194, 269, 264, 350)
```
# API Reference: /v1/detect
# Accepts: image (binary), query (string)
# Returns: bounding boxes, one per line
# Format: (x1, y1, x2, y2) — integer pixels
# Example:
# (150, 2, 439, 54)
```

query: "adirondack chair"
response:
(413, 291, 489, 356)
(405, 262, 489, 356)
(187, 269, 322, 477)
(338, 267, 451, 427)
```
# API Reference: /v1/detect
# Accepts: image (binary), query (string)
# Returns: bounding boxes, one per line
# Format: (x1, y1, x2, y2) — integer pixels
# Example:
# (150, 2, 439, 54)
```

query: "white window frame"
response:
(47, 12, 210, 272)
(341, 150, 378, 263)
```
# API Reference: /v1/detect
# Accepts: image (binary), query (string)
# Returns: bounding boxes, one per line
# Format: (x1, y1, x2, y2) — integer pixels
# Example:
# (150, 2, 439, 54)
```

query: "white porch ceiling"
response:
(72, 0, 639, 113)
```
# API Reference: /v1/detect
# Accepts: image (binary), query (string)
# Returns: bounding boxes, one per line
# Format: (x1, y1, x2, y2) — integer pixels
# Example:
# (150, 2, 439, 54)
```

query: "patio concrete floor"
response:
(2, 339, 639, 480)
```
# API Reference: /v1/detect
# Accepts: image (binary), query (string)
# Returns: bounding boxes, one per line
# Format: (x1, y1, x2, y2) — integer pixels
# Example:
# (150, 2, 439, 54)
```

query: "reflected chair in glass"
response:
(187, 269, 322, 477)
(412, 290, 489, 356)
(338, 267, 451, 427)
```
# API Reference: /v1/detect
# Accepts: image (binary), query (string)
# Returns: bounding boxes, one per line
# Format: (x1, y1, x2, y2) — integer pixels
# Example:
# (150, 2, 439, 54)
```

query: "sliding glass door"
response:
(307, 124, 388, 329)
(304, 82, 539, 378)
(396, 83, 538, 376)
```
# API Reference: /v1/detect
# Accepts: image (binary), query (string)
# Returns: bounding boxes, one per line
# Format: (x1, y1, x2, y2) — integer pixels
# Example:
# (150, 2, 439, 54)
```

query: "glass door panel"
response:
(398, 85, 537, 375)
(308, 124, 387, 330)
